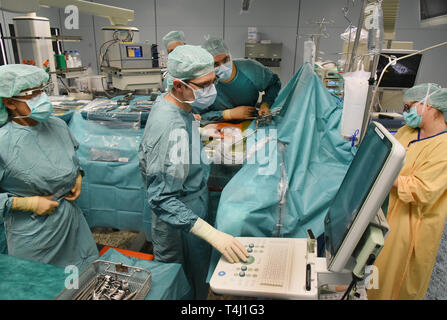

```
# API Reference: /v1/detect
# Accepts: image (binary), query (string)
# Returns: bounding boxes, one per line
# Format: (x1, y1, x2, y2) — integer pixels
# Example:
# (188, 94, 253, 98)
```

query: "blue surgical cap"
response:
(166, 45, 214, 89)
(0, 64, 49, 125)
(201, 37, 230, 57)
(404, 83, 447, 114)
(162, 30, 186, 51)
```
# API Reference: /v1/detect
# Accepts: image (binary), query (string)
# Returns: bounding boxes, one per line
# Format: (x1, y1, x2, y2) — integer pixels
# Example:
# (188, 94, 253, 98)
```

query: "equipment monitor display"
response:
(126, 46, 143, 58)
(376, 50, 422, 89)
(324, 122, 405, 272)
(420, 0, 447, 27)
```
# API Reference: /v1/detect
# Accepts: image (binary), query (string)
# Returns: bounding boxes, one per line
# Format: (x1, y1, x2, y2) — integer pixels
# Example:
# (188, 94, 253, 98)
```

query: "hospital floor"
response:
(91, 228, 253, 300)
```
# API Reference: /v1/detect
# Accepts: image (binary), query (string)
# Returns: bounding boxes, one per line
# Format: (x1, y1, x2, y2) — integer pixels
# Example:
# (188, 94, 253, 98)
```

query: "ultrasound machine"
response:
(210, 122, 406, 299)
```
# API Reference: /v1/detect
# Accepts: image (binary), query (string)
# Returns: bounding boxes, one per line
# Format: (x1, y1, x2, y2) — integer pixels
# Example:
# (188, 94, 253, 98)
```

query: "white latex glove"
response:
(12, 196, 59, 215)
(200, 124, 221, 139)
(190, 218, 249, 263)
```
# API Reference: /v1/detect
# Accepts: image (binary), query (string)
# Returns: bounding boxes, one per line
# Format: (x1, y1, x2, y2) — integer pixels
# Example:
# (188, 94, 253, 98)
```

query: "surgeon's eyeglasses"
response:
(186, 77, 218, 89)
(403, 101, 417, 113)
(13, 83, 51, 98)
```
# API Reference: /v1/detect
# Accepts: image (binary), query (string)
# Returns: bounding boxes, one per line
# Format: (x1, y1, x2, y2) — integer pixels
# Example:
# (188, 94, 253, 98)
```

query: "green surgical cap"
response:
(403, 83, 447, 114)
(201, 37, 230, 56)
(0, 64, 49, 125)
(166, 45, 214, 89)
(162, 30, 186, 50)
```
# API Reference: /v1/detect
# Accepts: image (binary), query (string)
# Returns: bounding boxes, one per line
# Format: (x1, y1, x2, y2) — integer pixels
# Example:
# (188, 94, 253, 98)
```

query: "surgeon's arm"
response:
(190, 218, 249, 263)
(0, 165, 58, 220)
(263, 76, 281, 106)
(0, 164, 13, 223)
(200, 109, 225, 122)
(396, 156, 447, 209)
(64, 172, 83, 201)
(142, 126, 200, 231)
(12, 196, 59, 215)
(260, 71, 281, 108)
(244, 60, 281, 108)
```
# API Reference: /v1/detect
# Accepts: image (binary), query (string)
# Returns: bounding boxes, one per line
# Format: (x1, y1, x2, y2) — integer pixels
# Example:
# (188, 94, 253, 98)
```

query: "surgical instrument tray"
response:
(55, 260, 152, 300)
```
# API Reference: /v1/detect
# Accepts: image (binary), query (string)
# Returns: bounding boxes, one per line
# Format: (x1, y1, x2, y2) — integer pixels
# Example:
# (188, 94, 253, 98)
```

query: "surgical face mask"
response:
(403, 86, 443, 128)
(13, 92, 53, 122)
(215, 60, 233, 82)
(171, 81, 217, 110)
(403, 105, 422, 128)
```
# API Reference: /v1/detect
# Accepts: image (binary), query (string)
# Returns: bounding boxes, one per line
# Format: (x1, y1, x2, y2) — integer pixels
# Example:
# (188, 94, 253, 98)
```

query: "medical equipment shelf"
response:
(1, 35, 82, 41)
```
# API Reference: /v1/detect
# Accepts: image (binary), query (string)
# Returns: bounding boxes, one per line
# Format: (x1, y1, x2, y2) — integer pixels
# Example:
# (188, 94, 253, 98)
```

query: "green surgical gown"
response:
(138, 94, 212, 299)
(196, 58, 281, 121)
(0, 117, 99, 270)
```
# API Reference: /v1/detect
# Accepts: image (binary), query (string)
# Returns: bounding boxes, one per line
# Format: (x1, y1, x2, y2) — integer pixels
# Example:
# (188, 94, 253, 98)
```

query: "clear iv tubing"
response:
(275, 140, 288, 237)
(362, 40, 447, 139)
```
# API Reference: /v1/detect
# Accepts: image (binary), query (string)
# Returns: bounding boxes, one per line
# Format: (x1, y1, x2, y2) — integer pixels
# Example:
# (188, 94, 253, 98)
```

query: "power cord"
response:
(361, 40, 447, 139)
(340, 273, 360, 300)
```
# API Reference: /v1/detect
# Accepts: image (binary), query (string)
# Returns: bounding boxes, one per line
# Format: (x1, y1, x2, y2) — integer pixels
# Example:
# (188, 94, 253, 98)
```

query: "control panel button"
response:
(241, 255, 255, 265)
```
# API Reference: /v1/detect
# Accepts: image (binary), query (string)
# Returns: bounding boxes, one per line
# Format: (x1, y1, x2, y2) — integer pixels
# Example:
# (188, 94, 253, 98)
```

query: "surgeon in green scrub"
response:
(138, 45, 249, 299)
(162, 30, 186, 54)
(0, 64, 99, 270)
(161, 31, 187, 93)
(198, 37, 282, 121)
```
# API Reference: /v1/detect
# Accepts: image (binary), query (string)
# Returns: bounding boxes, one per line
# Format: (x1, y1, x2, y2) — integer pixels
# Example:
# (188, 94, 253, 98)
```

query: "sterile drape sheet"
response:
(207, 63, 355, 279)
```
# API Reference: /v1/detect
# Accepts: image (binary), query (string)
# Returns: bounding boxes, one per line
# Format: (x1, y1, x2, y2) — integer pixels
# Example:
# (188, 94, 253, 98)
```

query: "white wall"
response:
(1, 0, 446, 86)
(394, 0, 447, 86)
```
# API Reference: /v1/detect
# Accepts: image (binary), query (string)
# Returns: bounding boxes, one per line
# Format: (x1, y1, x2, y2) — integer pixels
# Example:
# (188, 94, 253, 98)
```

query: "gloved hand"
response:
(12, 195, 59, 215)
(193, 113, 202, 121)
(258, 102, 271, 116)
(200, 124, 222, 139)
(222, 106, 256, 120)
(190, 218, 249, 263)
(65, 172, 82, 201)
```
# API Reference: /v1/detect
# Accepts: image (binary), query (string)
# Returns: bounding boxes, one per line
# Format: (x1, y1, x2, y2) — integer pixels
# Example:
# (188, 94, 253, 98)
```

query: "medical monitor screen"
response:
(376, 52, 422, 88)
(126, 46, 143, 58)
(324, 124, 392, 263)
(420, 0, 447, 26)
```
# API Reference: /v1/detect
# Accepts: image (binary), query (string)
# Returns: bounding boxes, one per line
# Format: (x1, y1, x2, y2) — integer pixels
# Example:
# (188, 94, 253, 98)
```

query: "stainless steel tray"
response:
(55, 260, 152, 300)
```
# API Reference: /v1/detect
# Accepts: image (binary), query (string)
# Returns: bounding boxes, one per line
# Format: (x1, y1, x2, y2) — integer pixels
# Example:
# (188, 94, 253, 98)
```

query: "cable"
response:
(97, 30, 134, 98)
(361, 40, 447, 140)
(101, 40, 119, 68)
(340, 275, 358, 300)
(375, 41, 447, 91)
(57, 75, 71, 93)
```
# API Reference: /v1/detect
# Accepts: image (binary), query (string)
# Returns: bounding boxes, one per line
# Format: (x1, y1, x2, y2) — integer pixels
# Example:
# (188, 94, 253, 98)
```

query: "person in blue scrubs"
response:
(0, 64, 99, 270)
(198, 37, 281, 122)
(139, 45, 248, 299)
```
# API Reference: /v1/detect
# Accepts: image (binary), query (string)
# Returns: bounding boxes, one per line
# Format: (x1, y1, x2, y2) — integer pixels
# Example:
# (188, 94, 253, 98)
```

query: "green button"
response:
(241, 255, 255, 265)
